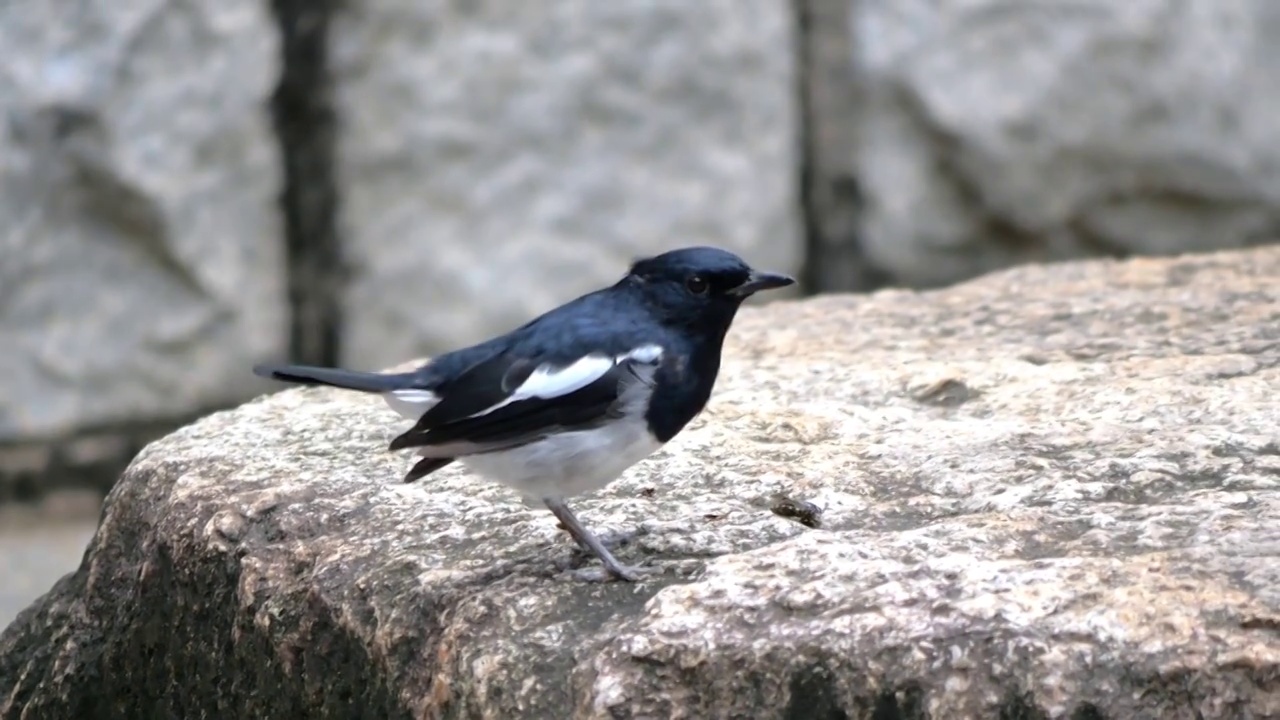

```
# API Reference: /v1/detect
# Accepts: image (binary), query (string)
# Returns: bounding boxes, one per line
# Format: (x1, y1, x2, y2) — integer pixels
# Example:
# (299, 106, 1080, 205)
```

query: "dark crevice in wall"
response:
(793, 0, 823, 296)
(269, 0, 345, 367)
(793, 0, 892, 294)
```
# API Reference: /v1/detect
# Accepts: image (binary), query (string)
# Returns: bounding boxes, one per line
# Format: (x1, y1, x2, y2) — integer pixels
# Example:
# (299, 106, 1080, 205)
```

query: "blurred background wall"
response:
(2, 0, 1278, 622)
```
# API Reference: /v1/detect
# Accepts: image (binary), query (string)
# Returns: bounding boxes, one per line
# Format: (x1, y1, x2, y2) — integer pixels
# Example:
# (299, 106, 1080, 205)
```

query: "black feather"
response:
(403, 457, 454, 483)
(388, 359, 649, 453)
(252, 246, 790, 469)
(252, 363, 414, 393)
(412, 353, 539, 427)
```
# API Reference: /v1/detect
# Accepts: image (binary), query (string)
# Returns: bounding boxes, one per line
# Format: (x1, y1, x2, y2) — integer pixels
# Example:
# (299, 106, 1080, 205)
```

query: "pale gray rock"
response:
(330, 0, 801, 369)
(0, 0, 287, 442)
(844, 0, 1280, 287)
(2, 247, 1278, 718)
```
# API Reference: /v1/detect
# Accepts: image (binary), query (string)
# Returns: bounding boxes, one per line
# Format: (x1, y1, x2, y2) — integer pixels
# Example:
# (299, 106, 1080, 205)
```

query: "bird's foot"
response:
(544, 498, 656, 583)
(560, 524, 644, 553)
(571, 560, 658, 583)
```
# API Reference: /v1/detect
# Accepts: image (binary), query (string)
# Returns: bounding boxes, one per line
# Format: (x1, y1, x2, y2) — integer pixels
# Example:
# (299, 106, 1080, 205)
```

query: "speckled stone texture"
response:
(0, 0, 286, 442)
(3, 248, 1279, 719)
(839, 0, 1280, 288)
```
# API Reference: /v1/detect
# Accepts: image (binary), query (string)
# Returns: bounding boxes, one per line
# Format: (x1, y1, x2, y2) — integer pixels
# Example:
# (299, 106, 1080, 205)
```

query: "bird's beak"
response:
(730, 270, 796, 297)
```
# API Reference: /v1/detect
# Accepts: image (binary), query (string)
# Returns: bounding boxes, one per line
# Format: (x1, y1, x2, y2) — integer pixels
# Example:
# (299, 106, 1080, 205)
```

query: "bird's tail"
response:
(252, 363, 412, 393)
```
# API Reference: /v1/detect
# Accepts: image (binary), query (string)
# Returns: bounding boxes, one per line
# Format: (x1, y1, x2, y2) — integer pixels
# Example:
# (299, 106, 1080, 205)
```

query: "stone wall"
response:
(329, 0, 800, 370)
(3, 0, 1278, 495)
(0, 0, 287, 493)
(803, 0, 1280, 288)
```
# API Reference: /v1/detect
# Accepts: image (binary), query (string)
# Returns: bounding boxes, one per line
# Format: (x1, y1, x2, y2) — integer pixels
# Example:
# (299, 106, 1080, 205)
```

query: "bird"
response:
(252, 246, 794, 582)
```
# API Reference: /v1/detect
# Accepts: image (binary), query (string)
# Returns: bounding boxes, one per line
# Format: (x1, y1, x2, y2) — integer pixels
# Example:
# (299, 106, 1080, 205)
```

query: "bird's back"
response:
(414, 280, 666, 389)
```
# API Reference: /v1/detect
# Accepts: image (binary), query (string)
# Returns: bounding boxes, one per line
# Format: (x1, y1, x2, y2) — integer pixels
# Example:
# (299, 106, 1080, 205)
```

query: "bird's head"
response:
(624, 246, 795, 331)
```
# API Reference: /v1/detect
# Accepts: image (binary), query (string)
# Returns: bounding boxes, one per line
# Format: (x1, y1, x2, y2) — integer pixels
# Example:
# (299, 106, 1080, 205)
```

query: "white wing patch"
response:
(623, 343, 663, 364)
(467, 355, 613, 419)
(469, 344, 665, 419)
(382, 389, 440, 420)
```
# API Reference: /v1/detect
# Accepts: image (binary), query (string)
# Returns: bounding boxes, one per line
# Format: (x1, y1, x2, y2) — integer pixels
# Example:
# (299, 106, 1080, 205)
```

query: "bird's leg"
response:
(543, 498, 649, 582)
(556, 521, 595, 554)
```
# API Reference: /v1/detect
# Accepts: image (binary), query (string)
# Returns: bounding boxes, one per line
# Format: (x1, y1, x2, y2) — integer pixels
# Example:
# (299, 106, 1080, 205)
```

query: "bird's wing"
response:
(388, 344, 664, 456)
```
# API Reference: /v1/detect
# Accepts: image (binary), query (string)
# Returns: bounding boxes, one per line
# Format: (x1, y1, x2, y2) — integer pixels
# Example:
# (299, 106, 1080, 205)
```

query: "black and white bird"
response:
(253, 246, 794, 581)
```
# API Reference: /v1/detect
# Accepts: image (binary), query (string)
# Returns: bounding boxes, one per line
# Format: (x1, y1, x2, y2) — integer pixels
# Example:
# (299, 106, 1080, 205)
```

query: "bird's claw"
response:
(565, 528, 642, 555)
(571, 562, 657, 583)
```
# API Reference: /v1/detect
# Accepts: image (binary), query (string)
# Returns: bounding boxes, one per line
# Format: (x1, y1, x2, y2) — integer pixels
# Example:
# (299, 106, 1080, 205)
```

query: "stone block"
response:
(331, 0, 801, 368)
(0, 0, 287, 442)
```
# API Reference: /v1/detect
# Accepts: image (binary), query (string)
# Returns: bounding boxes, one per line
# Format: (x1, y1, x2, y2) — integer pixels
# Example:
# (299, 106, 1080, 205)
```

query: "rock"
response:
(841, 0, 1280, 288)
(330, 0, 801, 369)
(0, 0, 287, 443)
(3, 246, 1279, 718)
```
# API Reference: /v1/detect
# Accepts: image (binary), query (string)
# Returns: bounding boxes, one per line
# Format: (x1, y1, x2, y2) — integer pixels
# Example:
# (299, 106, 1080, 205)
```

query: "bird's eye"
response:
(685, 275, 709, 295)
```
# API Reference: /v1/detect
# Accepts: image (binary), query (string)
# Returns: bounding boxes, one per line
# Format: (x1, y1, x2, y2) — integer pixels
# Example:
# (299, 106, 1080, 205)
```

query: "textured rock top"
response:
(3, 248, 1279, 719)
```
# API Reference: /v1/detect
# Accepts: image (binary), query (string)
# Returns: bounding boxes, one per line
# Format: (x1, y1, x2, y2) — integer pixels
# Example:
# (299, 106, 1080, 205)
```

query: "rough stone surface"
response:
(3, 247, 1280, 719)
(844, 0, 1280, 287)
(330, 0, 801, 368)
(0, 0, 287, 442)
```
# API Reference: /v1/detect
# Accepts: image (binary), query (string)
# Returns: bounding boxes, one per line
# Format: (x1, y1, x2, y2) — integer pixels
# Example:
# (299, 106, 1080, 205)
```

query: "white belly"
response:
(460, 417, 663, 501)
(383, 389, 438, 419)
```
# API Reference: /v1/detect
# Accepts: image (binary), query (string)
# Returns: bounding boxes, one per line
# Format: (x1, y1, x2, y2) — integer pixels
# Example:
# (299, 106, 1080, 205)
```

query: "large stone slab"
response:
(2, 247, 1278, 718)
(331, 0, 800, 369)
(0, 0, 287, 442)
(840, 0, 1280, 287)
